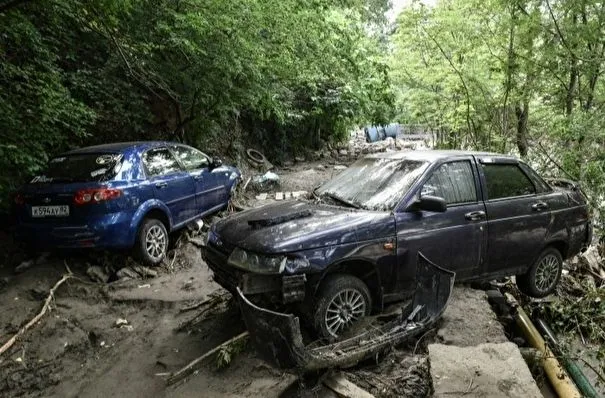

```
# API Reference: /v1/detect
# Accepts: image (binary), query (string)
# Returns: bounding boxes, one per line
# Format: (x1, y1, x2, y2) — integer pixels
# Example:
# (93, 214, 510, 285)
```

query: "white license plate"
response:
(31, 205, 70, 218)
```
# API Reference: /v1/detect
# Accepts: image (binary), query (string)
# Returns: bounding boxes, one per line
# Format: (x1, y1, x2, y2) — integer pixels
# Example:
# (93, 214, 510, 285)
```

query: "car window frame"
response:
(518, 162, 553, 194)
(141, 146, 184, 179)
(169, 144, 211, 172)
(420, 159, 480, 208)
(480, 162, 537, 202)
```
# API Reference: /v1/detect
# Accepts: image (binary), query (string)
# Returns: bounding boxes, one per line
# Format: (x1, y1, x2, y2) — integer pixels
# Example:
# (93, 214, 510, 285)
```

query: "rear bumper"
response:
(14, 211, 136, 249)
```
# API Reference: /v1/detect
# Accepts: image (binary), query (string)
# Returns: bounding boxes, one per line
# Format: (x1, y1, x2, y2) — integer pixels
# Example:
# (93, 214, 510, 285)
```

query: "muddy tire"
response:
(313, 274, 371, 339)
(134, 218, 168, 266)
(516, 247, 562, 297)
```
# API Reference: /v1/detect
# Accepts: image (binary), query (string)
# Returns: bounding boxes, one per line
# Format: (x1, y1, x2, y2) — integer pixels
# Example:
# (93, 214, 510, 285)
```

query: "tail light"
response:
(74, 188, 122, 205)
(14, 193, 25, 206)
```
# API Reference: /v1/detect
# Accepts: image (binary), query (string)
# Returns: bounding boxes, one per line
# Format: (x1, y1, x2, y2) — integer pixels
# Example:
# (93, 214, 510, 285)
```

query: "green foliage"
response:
(0, 0, 392, 210)
(390, 0, 605, 219)
(215, 335, 249, 370)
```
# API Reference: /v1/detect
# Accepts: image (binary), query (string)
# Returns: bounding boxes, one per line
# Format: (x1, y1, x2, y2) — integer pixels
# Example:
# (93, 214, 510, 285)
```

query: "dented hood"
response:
(213, 200, 394, 253)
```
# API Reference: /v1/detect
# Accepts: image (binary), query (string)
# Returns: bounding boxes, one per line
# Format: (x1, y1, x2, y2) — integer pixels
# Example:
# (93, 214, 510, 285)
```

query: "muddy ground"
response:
(0, 146, 551, 397)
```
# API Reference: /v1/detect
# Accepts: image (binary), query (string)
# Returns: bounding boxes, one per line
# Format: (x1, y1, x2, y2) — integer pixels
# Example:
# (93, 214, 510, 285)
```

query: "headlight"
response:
(228, 248, 286, 274)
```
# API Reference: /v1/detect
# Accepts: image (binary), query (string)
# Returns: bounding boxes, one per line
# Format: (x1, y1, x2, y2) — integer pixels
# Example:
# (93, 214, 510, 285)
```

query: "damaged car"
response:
(14, 142, 240, 265)
(203, 150, 591, 342)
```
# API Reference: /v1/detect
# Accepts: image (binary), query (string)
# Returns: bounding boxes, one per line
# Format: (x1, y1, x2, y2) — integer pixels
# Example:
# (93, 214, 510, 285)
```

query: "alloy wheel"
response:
(535, 254, 560, 293)
(145, 225, 167, 261)
(324, 289, 366, 337)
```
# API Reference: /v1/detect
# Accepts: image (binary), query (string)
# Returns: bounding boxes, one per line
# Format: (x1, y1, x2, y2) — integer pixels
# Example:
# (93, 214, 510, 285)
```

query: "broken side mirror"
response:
(408, 195, 447, 213)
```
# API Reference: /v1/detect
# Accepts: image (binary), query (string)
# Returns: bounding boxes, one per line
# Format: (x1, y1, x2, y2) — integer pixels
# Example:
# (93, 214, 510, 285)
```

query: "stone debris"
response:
(116, 267, 139, 280)
(132, 265, 158, 278)
(334, 165, 347, 170)
(429, 343, 542, 398)
(86, 265, 109, 283)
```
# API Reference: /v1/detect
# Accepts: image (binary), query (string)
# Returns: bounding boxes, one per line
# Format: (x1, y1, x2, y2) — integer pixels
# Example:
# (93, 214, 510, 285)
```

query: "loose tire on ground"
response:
(313, 274, 371, 339)
(516, 247, 563, 297)
(134, 218, 169, 266)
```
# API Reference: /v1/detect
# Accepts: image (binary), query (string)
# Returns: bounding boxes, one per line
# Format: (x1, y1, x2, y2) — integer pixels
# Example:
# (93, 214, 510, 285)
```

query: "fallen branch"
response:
(166, 331, 249, 386)
(0, 272, 72, 356)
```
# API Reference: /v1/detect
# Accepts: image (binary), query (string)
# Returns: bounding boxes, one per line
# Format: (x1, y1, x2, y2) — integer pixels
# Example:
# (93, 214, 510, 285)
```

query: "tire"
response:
(134, 218, 169, 266)
(313, 274, 371, 339)
(516, 247, 563, 297)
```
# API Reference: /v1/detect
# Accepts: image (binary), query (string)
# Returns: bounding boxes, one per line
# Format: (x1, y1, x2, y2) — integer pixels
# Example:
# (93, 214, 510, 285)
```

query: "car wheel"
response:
(516, 247, 563, 297)
(135, 218, 169, 266)
(313, 274, 371, 339)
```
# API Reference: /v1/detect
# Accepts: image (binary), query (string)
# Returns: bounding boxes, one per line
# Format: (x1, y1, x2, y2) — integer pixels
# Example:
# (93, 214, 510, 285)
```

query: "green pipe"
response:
(535, 318, 599, 398)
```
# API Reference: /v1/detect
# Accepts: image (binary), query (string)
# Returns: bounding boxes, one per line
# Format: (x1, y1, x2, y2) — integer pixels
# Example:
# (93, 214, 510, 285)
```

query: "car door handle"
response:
(465, 211, 486, 221)
(531, 202, 549, 211)
(193, 175, 204, 180)
(155, 182, 168, 189)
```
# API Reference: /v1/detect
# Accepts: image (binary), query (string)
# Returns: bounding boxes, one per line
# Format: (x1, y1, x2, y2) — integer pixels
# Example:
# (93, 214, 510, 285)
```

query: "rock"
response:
(132, 265, 158, 278)
(115, 318, 129, 327)
(429, 343, 542, 398)
(87, 265, 109, 283)
(338, 149, 348, 156)
(334, 165, 347, 170)
(294, 156, 305, 162)
(116, 267, 140, 280)
(315, 164, 326, 170)
(15, 260, 34, 273)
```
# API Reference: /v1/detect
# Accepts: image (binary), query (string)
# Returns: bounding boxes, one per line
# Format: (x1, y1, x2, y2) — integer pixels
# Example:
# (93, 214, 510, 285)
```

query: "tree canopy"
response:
(0, 0, 393, 208)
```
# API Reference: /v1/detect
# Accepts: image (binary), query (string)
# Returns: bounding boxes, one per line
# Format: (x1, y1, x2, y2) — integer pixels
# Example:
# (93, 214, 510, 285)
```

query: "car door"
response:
(170, 144, 222, 214)
(479, 160, 552, 275)
(393, 158, 487, 295)
(142, 147, 196, 226)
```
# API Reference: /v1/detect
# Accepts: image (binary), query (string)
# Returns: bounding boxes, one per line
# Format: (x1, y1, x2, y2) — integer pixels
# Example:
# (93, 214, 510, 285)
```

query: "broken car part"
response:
(505, 294, 581, 398)
(236, 253, 454, 371)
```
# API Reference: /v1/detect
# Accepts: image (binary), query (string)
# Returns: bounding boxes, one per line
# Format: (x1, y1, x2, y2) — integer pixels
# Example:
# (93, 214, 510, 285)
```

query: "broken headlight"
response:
(228, 248, 286, 274)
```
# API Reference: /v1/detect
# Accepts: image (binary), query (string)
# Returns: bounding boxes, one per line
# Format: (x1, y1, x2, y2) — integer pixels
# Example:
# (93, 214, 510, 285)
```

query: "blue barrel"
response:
(384, 123, 401, 139)
(365, 126, 380, 142)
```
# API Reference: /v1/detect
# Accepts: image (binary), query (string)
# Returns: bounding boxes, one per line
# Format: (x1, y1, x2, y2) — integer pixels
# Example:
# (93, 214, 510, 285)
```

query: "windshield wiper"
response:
(322, 192, 360, 209)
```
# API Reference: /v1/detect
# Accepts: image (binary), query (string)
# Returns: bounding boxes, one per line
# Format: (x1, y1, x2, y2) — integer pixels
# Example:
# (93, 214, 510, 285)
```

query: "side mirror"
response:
(210, 157, 223, 168)
(408, 195, 447, 213)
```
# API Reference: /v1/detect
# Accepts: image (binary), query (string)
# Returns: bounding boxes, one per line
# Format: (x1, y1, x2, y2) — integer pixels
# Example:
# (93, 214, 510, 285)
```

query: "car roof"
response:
(367, 149, 517, 163)
(61, 141, 182, 155)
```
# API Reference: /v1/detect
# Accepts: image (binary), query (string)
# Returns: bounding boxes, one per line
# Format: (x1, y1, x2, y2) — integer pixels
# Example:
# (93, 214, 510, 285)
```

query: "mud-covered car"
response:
(203, 150, 591, 339)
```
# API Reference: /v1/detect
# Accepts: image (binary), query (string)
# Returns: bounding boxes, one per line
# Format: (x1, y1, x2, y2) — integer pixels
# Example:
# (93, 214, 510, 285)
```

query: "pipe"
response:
(505, 294, 581, 398)
(536, 318, 599, 398)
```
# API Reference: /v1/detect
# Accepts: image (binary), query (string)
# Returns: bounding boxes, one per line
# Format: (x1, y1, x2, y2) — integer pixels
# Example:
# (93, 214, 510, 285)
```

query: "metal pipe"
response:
(506, 294, 581, 398)
(536, 318, 599, 398)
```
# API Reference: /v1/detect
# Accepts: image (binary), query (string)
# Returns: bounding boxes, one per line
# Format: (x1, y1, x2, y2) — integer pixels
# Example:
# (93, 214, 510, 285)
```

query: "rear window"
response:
(31, 153, 123, 183)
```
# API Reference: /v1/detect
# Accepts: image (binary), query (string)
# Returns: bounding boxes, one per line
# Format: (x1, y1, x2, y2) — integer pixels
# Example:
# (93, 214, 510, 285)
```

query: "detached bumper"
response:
(236, 252, 455, 371)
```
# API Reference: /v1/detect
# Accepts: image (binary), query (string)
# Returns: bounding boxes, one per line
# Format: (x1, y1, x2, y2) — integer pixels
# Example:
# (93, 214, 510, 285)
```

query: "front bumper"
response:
(236, 252, 455, 371)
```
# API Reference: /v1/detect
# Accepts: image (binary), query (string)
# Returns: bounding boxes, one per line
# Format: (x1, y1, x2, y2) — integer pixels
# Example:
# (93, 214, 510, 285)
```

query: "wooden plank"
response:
(324, 372, 375, 398)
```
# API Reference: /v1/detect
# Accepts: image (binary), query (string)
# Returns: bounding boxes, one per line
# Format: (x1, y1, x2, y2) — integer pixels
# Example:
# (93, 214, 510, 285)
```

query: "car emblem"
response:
(43, 197, 51, 204)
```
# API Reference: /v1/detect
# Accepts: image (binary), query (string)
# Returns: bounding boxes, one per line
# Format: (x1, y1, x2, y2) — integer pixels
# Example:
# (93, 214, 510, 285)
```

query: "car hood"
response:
(213, 200, 394, 253)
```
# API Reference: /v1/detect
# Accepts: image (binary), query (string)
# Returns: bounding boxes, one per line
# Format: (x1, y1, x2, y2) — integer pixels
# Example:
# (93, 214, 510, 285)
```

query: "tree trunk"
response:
(515, 101, 529, 157)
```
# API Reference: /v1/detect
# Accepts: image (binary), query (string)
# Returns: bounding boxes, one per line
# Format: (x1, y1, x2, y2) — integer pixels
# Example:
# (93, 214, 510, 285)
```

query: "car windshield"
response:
(31, 153, 123, 183)
(316, 157, 429, 211)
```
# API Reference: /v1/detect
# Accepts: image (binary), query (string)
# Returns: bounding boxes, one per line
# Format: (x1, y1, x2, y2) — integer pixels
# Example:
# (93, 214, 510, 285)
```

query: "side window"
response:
(421, 161, 477, 205)
(143, 148, 182, 177)
(482, 164, 536, 200)
(519, 163, 552, 193)
(171, 145, 209, 171)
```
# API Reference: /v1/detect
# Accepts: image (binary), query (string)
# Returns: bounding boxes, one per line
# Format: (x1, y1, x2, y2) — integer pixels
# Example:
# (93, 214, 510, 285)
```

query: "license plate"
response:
(31, 205, 70, 218)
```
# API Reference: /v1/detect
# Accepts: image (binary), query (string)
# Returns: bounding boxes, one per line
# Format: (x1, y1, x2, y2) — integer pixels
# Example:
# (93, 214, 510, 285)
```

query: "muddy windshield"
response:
(316, 157, 429, 211)
(31, 153, 123, 183)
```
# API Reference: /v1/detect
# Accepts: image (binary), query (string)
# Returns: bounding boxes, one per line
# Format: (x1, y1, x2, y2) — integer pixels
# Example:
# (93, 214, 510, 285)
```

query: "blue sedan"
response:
(14, 142, 241, 265)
